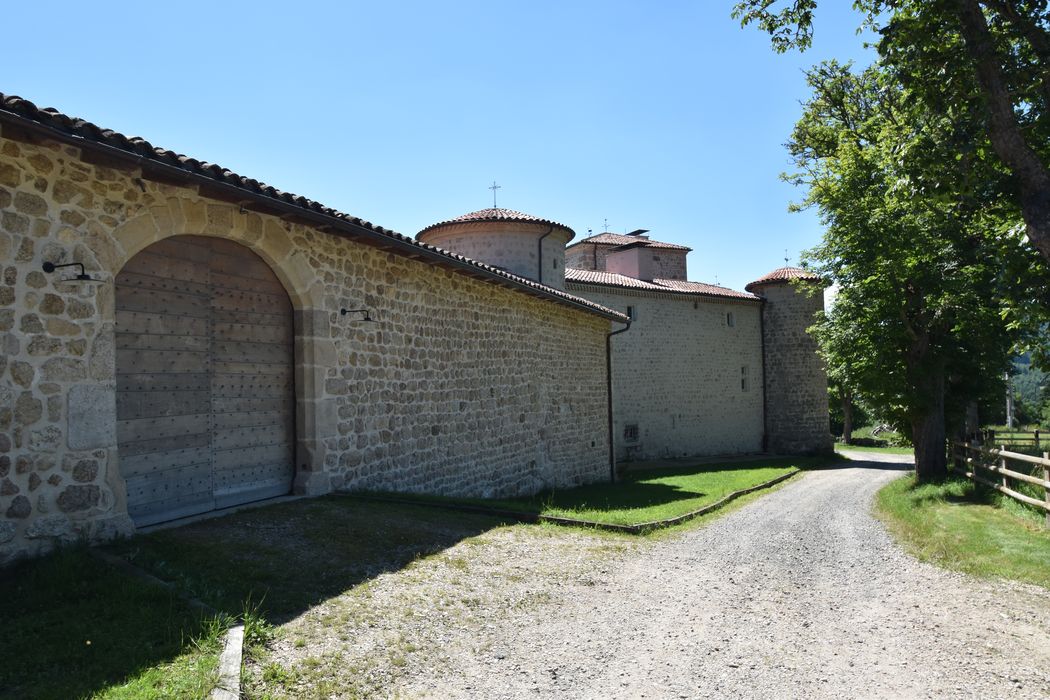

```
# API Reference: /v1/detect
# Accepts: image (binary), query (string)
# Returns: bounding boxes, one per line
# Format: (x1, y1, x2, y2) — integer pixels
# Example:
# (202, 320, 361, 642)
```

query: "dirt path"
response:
(250, 458, 1050, 699)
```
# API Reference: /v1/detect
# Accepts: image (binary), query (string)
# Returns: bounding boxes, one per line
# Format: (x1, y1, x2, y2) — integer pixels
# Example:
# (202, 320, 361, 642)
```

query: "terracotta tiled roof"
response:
(566, 269, 758, 300)
(651, 279, 758, 300)
(744, 266, 822, 292)
(568, 232, 692, 251)
(418, 208, 574, 239)
(0, 92, 626, 323)
(565, 269, 670, 291)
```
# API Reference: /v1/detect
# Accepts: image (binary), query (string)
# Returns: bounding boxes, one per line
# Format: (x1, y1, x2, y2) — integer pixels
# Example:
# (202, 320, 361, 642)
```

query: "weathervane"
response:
(784, 249, 790, 265)
(603, 218, 610, 233)
(489, 181, 501, 208)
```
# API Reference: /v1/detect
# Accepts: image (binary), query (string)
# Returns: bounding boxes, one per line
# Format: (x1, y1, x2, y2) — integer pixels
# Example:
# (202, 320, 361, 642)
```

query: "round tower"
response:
(746, 267, 833, 454)
(417, 208, 574, 290)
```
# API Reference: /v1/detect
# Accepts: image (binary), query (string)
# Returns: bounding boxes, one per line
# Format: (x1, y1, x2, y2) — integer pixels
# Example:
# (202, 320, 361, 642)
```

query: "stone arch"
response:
(107, 201, 335, 521)
(111, 201, 323, 311)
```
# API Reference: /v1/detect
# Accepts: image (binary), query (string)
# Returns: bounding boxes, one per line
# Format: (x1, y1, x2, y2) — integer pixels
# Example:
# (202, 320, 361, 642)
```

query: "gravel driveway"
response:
(250, 456, 1050, 699)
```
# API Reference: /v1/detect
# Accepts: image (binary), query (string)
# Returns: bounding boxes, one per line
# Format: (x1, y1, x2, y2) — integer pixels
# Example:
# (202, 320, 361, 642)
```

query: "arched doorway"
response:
(115, 235, 296, 526)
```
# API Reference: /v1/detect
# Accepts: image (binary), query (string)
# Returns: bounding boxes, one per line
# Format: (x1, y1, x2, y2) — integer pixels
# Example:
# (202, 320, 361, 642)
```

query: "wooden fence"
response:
(951, 441, 1050, 528)
(974, 429, 1043, 450)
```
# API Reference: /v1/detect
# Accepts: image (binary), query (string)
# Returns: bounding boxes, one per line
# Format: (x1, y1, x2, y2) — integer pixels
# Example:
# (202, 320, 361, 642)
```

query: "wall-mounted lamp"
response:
(340, 308, 377, 323)
(42, 261, 102, 284)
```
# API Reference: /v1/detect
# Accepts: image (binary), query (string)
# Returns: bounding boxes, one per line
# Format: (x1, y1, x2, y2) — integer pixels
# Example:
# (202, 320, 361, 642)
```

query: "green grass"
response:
(836, 443, 914, 456)
(875, 474, 1050, 589)
(373, 457, 824, 527)
(108, 498, 506, 622)
(0, 546, 224, 700)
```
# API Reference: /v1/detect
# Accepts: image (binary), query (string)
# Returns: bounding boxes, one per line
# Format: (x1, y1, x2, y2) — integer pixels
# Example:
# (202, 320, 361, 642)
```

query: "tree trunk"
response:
(955, 0, 1050, 263)
(842, 390, 854, 445)
(980, 0, 1050, 105)
(911, 366, 948, 482)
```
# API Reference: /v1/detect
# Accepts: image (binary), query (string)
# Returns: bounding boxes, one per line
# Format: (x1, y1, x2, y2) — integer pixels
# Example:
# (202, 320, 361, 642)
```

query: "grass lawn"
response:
(377, 457, 822, 527)
(836, 444, 914, 456)
(108, 498, 506, 623)
(875, 474, 1050, 589)
(2, 500, 506, 699)
(0, 547, 224, 700)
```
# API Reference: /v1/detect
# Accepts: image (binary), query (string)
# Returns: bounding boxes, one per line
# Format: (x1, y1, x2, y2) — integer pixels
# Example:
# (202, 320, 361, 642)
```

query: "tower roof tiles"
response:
(418, 208, 574, 239)
(744, 266, 822, 292)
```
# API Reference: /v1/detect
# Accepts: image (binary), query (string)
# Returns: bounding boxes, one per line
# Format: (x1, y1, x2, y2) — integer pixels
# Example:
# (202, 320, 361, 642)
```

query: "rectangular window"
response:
(741, 366, 749, 392)
(626, 305, 635, 319)
(623, 423, 640, 443)
(726, 311, 735, 327)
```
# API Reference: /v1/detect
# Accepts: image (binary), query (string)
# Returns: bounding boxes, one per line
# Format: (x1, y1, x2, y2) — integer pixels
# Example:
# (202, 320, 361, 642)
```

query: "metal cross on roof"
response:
(603, 218, 609, 232)
(489, 181, 501, 208)
(784, 249, 790, 265)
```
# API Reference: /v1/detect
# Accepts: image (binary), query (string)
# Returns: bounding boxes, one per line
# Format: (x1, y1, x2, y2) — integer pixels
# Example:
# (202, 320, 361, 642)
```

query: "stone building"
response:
(746, 267, 834, 455)
(0, 90, 832, 566)
(423, 224, 833, 462)
(0, 94, 627, 565)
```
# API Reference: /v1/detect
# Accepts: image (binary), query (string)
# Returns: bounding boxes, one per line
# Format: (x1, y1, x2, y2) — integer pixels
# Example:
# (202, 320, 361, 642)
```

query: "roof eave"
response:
(567, 278, 759, 303)
(0, 108, 626, 324)
(417, 217, 576, 242)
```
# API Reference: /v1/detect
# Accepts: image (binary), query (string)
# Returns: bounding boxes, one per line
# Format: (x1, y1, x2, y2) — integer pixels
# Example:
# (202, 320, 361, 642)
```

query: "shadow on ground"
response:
(0, 497, 507, 700)
(114, 496, 507, 623)
(819, 453, 914, 472)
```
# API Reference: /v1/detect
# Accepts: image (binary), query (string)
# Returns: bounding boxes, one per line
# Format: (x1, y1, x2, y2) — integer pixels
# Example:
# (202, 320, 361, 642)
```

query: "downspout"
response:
(537, 225, 555, 284)
(607, 318, 632, 482)
(759, 297, 769, 452)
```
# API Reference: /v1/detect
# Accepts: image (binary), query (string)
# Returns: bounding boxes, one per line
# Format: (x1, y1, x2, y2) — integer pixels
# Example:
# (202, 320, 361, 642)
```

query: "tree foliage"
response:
(790, 62, 1048, 479)
(732, 0, 1050, 263)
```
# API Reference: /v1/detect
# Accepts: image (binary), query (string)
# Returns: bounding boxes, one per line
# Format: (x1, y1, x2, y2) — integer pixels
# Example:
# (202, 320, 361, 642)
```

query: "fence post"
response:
(1044, 452, 1049, 530)
(1000, 445, 1008, 490)
(1036, 429, 1041, 450)
(969, 440, 979, 486)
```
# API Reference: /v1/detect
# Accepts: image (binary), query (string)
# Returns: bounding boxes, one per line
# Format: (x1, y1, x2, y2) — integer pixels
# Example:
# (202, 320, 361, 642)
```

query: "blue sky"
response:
(6, 1, 873, 292)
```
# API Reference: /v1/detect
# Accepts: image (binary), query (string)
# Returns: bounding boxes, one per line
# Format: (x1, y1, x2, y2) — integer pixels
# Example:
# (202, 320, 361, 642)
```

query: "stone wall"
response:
(565, 243, 687, 281)
(416, 222, 571, 290)
(648, 250, 687, 281)
(567, 283, 765, 461)
(0, 131, 611, 565)
(565, 243, 608, 273)
(751, 281, 833, 454)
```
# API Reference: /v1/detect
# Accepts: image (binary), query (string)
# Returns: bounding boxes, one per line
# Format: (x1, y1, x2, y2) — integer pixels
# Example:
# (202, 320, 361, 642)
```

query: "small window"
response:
(623, 423, 640, 443)
(552, 258, 558, 269)
(726, 311, 735, 327)
(626, 305, 635, 319)
(741, 366, 749, 392)
(652, 255, 661, 261)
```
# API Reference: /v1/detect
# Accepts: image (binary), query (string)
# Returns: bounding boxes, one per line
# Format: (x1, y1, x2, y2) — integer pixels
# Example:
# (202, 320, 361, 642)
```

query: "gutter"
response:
(606, 317, 632, 482)
(536, 224, 555, 285)
(759, 297, 769, 452)
(0, 110, 627, 324)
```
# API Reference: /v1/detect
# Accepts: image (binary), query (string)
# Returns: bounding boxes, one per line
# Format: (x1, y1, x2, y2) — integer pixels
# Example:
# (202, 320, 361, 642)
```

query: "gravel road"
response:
(257, 457, 1050, 699)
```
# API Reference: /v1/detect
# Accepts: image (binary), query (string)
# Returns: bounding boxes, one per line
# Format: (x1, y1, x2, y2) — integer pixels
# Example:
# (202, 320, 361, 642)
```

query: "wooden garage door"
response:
(116, 235, 295, 527)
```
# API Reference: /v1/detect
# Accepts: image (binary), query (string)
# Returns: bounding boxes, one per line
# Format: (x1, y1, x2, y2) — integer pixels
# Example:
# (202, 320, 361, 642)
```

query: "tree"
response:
(818, 298, 871, 444)
(732, 0, 1050, 263)
(790, 62, 1047, 480)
